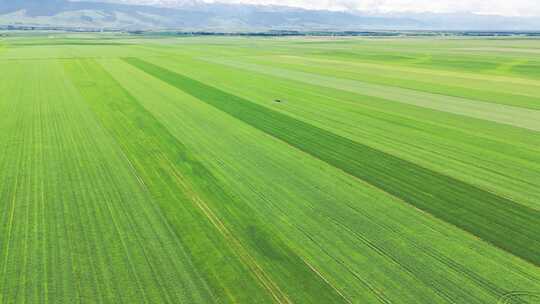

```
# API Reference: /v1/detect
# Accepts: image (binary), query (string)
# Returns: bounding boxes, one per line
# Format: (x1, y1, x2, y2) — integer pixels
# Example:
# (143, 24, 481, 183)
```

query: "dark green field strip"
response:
(195, 59, 540, 206)
(158, 56, 540, 173)
(65, 58, 349, 304)
(142, 55, 540, 209)
(124, 57, 540, 266)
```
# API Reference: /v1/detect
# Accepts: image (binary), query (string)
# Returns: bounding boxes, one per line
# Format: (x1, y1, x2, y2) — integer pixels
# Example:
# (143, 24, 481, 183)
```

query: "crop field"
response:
(0, 33, 539, 303)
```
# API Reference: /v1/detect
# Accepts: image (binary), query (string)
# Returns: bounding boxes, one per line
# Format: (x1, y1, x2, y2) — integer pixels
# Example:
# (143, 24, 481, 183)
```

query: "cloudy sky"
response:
(115, 0, 540, 16)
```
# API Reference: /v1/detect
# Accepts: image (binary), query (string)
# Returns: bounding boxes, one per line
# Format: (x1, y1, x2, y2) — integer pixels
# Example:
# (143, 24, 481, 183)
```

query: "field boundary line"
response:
(300, 257, 353, 304)
(164, 156, 293, 304)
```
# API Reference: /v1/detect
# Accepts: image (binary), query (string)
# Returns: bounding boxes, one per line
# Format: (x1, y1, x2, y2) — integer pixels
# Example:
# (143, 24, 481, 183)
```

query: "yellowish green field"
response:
(0, 34, 539, 303)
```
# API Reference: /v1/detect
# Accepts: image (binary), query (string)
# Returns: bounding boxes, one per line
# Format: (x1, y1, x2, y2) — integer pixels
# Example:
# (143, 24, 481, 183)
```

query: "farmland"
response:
(0, 34, 539, 303)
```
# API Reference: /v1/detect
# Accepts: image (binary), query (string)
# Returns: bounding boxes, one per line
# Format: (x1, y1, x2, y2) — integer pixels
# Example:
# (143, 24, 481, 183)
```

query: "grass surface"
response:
(0, 34, 539, 304)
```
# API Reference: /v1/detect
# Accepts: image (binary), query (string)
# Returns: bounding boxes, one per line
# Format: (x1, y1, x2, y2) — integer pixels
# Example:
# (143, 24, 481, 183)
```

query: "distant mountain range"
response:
(1, 0, 539, 31)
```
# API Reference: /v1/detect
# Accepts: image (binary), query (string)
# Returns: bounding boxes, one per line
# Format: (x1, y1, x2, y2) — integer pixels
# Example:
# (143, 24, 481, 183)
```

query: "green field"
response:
(0, 34, 539, 304)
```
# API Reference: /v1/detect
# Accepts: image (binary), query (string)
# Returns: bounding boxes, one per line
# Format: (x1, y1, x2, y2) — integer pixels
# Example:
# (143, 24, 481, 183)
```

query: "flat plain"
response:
(0, 33, 539, 304)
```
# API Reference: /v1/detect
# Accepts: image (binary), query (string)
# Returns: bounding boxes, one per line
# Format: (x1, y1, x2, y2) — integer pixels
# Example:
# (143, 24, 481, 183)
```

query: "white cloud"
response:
(114, 0, 540, 16)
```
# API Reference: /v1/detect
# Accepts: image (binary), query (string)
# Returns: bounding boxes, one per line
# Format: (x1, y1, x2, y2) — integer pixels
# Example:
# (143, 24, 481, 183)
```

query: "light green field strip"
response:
(265, 39, 540, 82)
(0, 60, 213, 303)
(144, 56, 540, 210)
(102, 58, 540, 304)
(311, 45, 540, 80)
(457, 47, 540, 54)
(241, 55, 540, 110)
(0, 41, 70, 60)
(282, 54, 540, 92)
(0, 40, 158, 61)
(202, 57, 540, 132)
